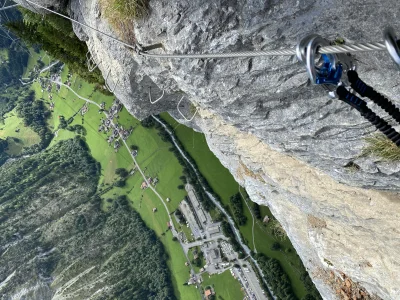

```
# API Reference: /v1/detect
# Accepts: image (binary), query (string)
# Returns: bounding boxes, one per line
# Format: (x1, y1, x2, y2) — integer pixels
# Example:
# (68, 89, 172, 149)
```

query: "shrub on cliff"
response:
(99, 0, 148, 42)
(362, 134, 400, 161)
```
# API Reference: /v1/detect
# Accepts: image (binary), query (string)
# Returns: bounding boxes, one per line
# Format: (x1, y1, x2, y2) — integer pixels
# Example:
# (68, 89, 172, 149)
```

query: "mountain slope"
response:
(0, 138, 174, 300)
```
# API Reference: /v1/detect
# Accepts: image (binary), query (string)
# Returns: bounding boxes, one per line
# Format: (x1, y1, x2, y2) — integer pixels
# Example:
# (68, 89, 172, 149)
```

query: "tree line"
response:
(256, 253, 321, 300)
(6, 8, 108, 91)
(0, 138, 8, 166)
(0, 8, 29, 85)
(229, 193, 247, 226)
(0, 45, 29, 85)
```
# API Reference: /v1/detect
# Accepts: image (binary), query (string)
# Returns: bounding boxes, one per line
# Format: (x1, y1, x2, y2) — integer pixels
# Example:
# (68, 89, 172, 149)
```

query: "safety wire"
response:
(19, 0, 400, 146)
(23, 0, 389, 59)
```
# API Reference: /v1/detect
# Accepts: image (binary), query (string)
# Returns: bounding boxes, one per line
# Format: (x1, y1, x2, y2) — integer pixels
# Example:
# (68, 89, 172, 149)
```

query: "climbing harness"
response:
(298, 28, 400, 146)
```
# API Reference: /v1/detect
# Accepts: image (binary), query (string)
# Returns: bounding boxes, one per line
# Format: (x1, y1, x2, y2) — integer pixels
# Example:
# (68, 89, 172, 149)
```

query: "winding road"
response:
(19, 60, 60, 85)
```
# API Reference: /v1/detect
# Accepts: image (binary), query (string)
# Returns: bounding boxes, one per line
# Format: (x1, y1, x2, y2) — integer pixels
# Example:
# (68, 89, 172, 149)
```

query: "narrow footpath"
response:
(239, 187, 257, 253)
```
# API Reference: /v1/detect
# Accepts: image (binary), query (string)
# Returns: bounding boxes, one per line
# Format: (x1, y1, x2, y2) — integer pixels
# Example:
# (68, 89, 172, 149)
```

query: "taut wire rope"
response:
(23, 0, 390, 60)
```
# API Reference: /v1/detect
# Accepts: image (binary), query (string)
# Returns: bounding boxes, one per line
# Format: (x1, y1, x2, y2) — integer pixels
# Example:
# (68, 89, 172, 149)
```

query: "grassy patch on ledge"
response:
(362, 134, 400, 161)
(100, 0, 148, 20)
(99, 0, 148, 42)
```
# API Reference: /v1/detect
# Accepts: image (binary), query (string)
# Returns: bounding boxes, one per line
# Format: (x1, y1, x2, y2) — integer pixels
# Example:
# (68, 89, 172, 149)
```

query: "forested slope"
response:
(0, 137, 174, 300)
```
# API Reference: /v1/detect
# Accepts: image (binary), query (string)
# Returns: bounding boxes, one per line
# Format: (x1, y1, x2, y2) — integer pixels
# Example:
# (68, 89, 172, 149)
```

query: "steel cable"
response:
(24, 0, 389, 60)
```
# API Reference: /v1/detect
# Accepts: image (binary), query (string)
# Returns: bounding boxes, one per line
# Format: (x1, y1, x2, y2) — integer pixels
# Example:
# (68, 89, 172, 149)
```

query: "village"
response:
(170, 184, 267, 300)
(134, 169, 267, 300)
(98, 99, 133, 152)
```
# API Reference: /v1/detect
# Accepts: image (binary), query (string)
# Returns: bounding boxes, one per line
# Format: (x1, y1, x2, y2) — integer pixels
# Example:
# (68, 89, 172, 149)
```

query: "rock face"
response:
(23, 0, 400, 299)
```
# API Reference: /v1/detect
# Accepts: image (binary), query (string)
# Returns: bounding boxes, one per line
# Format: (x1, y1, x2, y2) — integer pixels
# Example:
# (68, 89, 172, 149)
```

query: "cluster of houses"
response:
(38, 78, 53, 94)
(108, 99, 123, 117)
(140, 177, 159, 189)
(118, 124, 133, 141)
(38, 78, 55, 100)
(81, 104, 88, 115)
(63, 72, 73, 87)
(38, 70, 63, 101)
(99, 122, 133, 151)
(96, 100, 133, 152)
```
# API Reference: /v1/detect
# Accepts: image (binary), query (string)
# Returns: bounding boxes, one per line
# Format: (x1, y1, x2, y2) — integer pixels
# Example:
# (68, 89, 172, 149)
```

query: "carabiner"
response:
(298, 34, 355, 94)
(384, 27, 400, 68)
(296, 34, 319, 63)
(305, 35, 339, 85)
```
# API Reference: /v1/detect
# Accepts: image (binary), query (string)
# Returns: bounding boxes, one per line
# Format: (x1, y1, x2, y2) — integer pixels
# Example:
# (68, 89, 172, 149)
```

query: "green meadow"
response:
(17, 58, 201, 299)
(0, 110, 40, 155)
(201, 270, 244, 300)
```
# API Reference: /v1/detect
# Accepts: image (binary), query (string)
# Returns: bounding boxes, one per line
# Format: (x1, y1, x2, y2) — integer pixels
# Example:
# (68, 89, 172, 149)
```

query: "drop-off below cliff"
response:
(16, 0, 400, 299)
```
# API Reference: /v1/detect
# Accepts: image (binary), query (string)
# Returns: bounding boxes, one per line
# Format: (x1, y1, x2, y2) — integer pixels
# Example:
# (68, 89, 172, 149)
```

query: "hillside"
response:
(0, 138, 174, 299)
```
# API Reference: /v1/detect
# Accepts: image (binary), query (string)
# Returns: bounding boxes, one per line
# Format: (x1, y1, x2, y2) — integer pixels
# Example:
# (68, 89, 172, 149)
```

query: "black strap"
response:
(347, 70, 400, 125)
(336, 86, 400, 146)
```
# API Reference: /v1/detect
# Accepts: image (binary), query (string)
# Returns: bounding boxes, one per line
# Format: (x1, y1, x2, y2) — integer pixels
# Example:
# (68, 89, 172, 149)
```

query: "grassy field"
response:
(161, 112, 309, 298)
(201, 269, 244, 300)
(0, 109, 40, 155)
(161, 113, 238, 203)
(0, 48, 8, 63)
(22, 49, 50, 78)
(23, 59, 201, 300)
(187, 246, 206, 273)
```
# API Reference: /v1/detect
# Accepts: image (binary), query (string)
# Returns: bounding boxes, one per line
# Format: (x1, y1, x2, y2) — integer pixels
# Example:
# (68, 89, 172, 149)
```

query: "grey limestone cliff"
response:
(17, 0, 400, 299)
